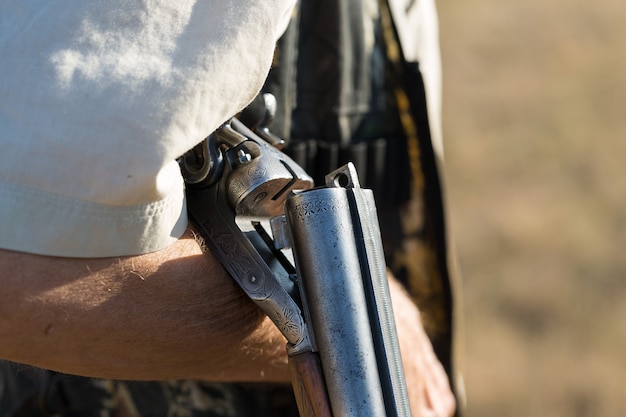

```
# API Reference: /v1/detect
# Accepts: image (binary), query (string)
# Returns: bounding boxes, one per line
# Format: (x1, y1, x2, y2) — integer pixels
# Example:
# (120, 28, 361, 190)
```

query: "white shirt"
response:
(0, 0, 295, 257)
(0, 0, 440, 258)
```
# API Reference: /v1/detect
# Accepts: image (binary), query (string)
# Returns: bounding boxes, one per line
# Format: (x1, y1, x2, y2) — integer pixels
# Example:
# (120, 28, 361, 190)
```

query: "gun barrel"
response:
(285, 165, 411, 417)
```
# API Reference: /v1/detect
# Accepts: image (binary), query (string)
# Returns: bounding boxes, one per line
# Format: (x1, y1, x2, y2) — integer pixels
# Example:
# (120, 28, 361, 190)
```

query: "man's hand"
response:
(389, 277, 457, 417)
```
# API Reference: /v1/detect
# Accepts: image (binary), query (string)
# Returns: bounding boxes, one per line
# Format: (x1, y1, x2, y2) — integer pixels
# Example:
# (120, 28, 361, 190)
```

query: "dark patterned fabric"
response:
(0, 361, 298, 417)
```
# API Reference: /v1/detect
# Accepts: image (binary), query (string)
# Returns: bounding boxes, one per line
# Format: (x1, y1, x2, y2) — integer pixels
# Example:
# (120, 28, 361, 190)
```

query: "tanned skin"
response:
(0, 228, 454, 416)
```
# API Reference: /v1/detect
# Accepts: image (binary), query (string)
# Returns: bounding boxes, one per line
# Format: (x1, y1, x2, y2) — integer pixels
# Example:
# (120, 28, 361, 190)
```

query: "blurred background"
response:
(437, 0, 626, 416)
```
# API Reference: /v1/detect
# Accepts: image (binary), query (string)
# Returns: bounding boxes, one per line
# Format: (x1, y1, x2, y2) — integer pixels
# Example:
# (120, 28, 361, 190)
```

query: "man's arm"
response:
(0, 228, 290, 382)
(0, 227, 454, 415)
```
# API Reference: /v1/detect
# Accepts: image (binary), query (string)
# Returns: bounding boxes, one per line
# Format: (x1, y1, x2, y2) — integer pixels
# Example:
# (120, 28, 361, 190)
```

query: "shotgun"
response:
(181, 113, 411, 416)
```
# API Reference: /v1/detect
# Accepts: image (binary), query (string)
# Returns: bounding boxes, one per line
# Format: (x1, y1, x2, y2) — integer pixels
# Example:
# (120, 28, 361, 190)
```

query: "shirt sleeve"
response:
(0, 0, 295, 257)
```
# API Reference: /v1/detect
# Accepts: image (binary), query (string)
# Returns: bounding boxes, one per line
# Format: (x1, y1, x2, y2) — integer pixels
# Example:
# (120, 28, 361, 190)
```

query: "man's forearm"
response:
(0, 228, 290, 382)
(0, 228, 455, 415)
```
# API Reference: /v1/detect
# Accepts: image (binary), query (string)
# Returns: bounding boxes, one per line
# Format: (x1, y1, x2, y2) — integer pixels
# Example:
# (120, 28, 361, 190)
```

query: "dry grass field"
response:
(437, 0, 626, 416)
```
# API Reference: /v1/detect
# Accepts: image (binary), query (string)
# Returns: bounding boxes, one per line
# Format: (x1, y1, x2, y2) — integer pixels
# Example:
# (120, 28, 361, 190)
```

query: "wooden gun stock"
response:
(289, 352, 333, 417)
